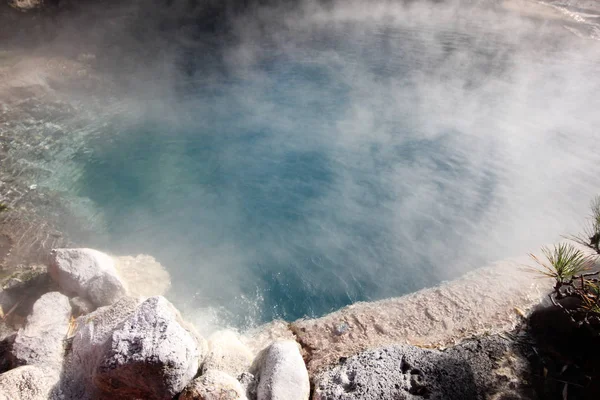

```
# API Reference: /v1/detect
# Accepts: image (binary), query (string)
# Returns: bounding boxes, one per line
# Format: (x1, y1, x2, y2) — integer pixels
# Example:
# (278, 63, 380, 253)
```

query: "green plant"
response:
(530, 243, 594, 288)
(530, 243, 600, 332)
(0, 203, 7, 213)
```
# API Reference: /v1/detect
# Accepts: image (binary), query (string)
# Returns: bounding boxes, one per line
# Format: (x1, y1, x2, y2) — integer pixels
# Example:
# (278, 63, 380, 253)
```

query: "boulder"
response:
(92, 296, 203, 399)
(0, 365, 60, 400)
(180, 370, 247, 400)
(313, 336, 534, 400)
(12, 291, 71, 368)
(50, 248, 127, 307)
(251, 340, 309, 400)
(59, 296, 143, 399)
(203, 330, 253, 378)
(313, 345, 473, 400)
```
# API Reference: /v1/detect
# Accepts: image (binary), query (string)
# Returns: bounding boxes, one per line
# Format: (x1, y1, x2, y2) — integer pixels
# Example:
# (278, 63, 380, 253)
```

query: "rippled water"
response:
(10, 1, 600, 328)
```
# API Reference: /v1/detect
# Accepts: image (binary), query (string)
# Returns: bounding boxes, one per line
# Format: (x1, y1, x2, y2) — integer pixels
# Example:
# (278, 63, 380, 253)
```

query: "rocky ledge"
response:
(0, 245, 571, 399)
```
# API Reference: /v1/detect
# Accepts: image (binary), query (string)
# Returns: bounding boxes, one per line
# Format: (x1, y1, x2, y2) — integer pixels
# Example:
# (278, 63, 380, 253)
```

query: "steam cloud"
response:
(4, 0, 600, 331)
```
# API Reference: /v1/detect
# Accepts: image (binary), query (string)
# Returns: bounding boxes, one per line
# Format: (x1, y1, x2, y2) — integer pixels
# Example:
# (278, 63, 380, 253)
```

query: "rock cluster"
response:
(0, 248, 313, 400)
(0, 246, 542, 399)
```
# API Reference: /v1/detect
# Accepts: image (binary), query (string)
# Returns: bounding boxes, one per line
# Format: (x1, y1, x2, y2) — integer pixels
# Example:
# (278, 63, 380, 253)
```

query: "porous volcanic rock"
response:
(313, 335, 534, 400)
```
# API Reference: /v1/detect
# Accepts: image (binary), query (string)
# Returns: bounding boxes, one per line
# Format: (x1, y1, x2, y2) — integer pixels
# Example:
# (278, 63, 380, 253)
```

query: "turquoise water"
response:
(59, 3, 600, 327)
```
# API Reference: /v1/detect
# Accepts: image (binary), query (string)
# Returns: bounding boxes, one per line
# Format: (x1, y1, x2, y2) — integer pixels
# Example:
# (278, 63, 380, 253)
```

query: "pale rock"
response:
(0, 366, 60, 400)
(203, 330, 253, 378)
(114, 254, 171, 297)
(92, 296, 203, 399)
(180, 370, 247, 400)
(50, 248, 127, 307)
(251, 340, 309, 400)
(59, 296, 142, 399)
(12, 291, 71, 368)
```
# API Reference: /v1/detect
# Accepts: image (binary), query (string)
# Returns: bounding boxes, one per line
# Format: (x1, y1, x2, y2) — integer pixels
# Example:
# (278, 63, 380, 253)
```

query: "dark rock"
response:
(313, 335, 534, 400)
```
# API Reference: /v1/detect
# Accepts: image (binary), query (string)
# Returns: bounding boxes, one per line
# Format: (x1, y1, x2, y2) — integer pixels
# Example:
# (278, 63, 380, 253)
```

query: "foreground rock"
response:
(12, 291, 71, 368)
(61, 295, 204, 399)
(0, 365, 59, 400)
(60, 296, 141, 398)
(93, 296, 203, 399)
(203, 330, 253, 378)
(251, 340, 310, 400)
(50, 248, 127, 307)
(180, 370, 247, 400)
(313, 335, 534, 400)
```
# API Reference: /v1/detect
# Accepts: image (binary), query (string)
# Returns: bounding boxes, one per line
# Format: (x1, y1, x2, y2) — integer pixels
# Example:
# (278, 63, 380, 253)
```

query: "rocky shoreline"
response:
(0, 246, 554, 399)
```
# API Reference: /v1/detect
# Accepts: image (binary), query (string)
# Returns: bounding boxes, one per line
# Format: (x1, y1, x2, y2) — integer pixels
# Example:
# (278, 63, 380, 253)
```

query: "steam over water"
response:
(8, 1, 600, 329)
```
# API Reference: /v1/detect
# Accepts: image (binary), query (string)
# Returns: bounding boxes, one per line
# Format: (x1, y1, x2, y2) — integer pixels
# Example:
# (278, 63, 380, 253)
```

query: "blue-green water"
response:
(59, 2, 600, 328)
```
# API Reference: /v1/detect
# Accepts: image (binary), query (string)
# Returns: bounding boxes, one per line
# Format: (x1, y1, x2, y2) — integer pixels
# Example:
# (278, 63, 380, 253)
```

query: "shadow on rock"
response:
(526, 300, 600, 400)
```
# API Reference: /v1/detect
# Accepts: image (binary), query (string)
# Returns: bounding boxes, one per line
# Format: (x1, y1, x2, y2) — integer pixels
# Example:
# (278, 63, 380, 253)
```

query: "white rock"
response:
(92, 296, 203, 399)
(50, 248, 127, 307)
(180, 370, 248, 400)
(251, 340, 310, 400)
(203, 330, 253, 378)
(0, 366, 59, 400)
(60, 296, 142, 399)
(12, 292, 71, 368)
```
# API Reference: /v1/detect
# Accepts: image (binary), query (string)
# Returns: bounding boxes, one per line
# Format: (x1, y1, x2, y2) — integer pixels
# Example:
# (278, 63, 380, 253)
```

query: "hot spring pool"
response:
(17, 1, 600, 329)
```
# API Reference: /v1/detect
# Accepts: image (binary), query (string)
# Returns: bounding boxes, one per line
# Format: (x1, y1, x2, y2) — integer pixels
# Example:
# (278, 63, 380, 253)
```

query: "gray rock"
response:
(0, 365, 60, 400)
(180, 370, 247, 400)
(313, 336, 534, 400)
(92, 296, 203, 399)
(203, 330, 253, 378)
(50, 248, 127, 307)
(251, 340, 309, 400)
(58, 296, 142, 399)
(12, 291, 71, 368)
